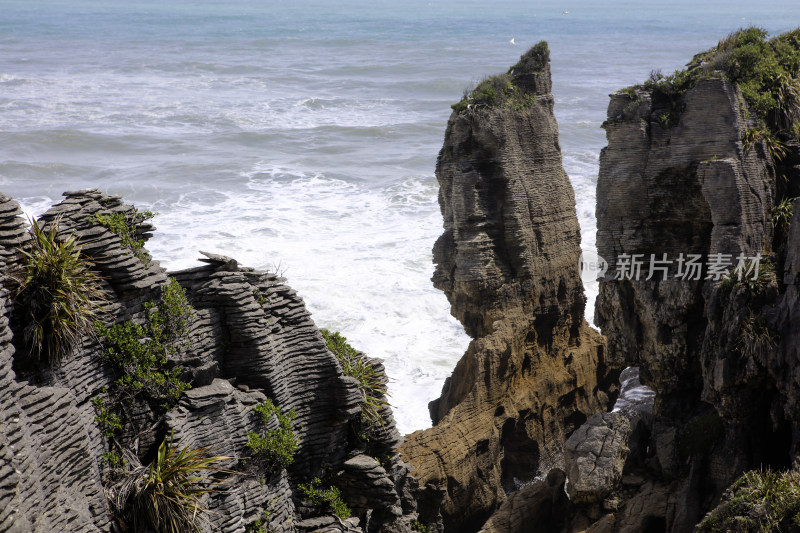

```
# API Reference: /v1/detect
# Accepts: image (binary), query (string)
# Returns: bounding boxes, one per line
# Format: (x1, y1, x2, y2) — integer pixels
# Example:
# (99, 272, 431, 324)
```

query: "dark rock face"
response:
(478, 469, 569, 533)
(596, 78, 775, 416)
(591, 73, 800, 530)
(0, 189, 430, 533)
(400, 44, 616, 533)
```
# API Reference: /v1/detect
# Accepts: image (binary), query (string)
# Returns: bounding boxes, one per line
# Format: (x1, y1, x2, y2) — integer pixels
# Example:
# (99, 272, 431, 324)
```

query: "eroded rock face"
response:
(596, 77, 775, 415)
(564, 412, 631, 505)
(400, 44, 616, 532)
(0, 189, 429, 533)
(593, 70, 800, 530)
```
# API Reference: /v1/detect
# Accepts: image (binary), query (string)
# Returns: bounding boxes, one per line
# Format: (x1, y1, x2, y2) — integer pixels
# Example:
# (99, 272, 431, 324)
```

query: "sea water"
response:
(1, 0, 798, 433)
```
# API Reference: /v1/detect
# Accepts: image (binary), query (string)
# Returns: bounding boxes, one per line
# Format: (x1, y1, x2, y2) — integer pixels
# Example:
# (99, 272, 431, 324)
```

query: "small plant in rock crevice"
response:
(245, 505, 275, 533)
(772, 197, 795, 233)
(92, 208, 155, 263)
(298, 477, 351, 519)
(412, 520, 433, 533)
(246, 398, 299, 472)
(106, 435, 231, 533)
(10, 217, 106, 366)
(321, 329, 389, 428)
(738, 311, 778, 361)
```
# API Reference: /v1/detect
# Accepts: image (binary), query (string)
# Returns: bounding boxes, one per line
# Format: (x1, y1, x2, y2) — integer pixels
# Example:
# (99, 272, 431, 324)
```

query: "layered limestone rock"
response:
(0, 189, 429, 533)
(400, 43, 616, 532)
(596, 77, 774, 416)
(590, 32, 800, 531)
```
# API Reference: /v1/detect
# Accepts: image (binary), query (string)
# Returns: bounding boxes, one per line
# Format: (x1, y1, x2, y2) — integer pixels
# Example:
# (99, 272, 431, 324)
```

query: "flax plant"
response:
(108, 436, 232, 533)
(11, 218, 105, 366)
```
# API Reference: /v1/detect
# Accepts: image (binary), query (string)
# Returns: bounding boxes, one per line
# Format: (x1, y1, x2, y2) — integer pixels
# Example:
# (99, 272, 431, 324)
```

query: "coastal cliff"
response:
(584, 28, 800, 531)
(3, 28, 800, 533)
(399, 43, 616, 532)
(0, 190, 433, 533)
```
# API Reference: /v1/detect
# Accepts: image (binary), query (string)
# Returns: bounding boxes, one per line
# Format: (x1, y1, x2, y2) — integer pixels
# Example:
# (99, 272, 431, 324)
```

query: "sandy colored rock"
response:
(400, 44, 615, 532)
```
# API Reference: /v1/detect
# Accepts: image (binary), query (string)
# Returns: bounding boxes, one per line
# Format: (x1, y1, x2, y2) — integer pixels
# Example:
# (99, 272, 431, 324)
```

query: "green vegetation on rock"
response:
(412, 520, 433, 533)
(246, 398, 299, 470)
(95, 277, 194, 407)
(92, 208, 155, 263)
(321, 329, 388, 427)
(107, 435, 231, 533)
(509, 40, 549, 76)
(697, 469, 800, 532)
(245, 507, 273, 533)
(298, 477, 351, 519)
(450, 41, 547, 115)
(627, 28, 800, 139)
(11, 218, 106, 366)
(738, 311, 779, 361)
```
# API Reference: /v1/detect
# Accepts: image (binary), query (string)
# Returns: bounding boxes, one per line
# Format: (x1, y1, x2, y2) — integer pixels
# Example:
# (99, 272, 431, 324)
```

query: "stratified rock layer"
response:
(596, 78, 774, 415)
(592, 66, 800, 531)
(400, 44, 615, 532)
(0, 189, 428, 533)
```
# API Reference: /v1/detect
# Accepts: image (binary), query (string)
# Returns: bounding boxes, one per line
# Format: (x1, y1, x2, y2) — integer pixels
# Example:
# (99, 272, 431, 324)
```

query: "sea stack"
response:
(400, 43, 616, 532)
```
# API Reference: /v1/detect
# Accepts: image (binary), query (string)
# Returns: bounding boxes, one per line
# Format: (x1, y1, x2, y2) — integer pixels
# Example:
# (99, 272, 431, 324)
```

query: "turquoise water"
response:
(1, 0, 798, 432)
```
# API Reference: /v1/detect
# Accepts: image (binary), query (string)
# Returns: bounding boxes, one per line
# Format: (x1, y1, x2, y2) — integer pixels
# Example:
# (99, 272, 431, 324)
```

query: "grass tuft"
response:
(697, 468, 800, 532)
(321, 329, 389, 428)
(11, 217, 106, 366)
(108, 435, 232, 533)
(738, 311, 778, 361)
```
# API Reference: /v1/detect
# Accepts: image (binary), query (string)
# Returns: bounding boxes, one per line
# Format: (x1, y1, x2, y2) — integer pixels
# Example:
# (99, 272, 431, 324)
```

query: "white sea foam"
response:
(4, 0, 798, 435)
(144, 166, 470, 433)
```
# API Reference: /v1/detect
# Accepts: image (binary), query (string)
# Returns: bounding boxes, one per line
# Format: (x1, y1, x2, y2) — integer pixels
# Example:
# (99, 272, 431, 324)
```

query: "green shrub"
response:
(321, 329, 388, 427)
(738, 311, 778, 361)
(451, 73, 538, 115)
(412, 520, 432, 532)
(772, 197, 794, 233)
(697, 469, 800, 532)
(11, 218, 106, 366)
(92, 208, 155, 263)
(95, 277, 194, 406)
(298, 477, 351, 519)
(508, 41, 549, 76)
(107, 435, 231, 533)
(247, 399, 299, 470)
(625, 28, 800, 142)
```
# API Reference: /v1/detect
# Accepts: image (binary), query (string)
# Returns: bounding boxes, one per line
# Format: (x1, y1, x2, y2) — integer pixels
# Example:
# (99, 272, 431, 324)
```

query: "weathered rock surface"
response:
(0, 287, 109, 533)
(0, 189, 430, 533)
(596, 77, 774, 415)
(591, 50, 800, 531)
(400, 44, 616, 532)
(564, 412, 631, 505)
